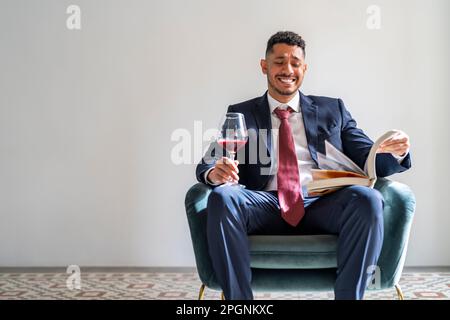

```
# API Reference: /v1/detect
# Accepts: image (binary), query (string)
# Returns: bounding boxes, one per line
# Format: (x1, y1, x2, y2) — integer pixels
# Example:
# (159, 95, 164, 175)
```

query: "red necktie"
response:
(274, 107, 305, 227)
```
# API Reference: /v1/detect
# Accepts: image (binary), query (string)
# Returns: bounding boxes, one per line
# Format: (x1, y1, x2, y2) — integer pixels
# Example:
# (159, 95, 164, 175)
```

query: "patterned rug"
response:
(0, 272, 449, 300)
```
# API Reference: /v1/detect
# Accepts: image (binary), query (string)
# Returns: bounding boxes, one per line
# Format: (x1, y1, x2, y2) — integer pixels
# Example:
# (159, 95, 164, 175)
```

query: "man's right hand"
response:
(207, 157, 240, 185)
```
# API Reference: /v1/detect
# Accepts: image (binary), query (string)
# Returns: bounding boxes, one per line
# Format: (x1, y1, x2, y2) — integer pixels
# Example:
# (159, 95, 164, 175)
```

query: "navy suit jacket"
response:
(196, 91, 411, 191)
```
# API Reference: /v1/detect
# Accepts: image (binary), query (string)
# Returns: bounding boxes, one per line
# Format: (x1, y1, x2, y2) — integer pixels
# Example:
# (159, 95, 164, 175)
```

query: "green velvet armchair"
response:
(185, 178, 416, 300)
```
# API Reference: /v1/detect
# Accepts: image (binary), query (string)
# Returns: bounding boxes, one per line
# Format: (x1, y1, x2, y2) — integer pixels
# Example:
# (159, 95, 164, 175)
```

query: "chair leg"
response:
(198, 284, 226, 300)
(395, 284, 404, 300)
(198, 284, 206, 300)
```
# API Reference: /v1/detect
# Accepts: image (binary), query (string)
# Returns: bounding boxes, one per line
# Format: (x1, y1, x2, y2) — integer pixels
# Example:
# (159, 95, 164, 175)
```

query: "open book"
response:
(306, 130, 401, 196)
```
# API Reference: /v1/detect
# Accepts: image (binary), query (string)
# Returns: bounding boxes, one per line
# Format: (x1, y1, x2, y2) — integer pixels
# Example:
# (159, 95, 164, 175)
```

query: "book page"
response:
(317, 141, 366, 176)
(366, 129, 402, 180)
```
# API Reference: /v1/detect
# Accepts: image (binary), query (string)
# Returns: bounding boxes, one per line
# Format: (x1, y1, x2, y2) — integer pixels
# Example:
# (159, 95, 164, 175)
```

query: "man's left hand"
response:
(376, 130, 410, 157)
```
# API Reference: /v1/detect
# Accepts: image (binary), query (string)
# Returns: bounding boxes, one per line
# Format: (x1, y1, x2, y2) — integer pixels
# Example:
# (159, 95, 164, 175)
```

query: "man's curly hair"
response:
(265, 31, 306, 58)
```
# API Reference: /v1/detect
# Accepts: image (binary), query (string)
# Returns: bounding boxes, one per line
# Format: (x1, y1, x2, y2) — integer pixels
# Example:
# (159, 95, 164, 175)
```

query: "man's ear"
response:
(303, 63, 308, 73)
(260, 59, 267, 75)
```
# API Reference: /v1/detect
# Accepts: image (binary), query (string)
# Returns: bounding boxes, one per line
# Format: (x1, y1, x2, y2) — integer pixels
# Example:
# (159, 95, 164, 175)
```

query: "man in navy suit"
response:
(196, 31, 411, 300)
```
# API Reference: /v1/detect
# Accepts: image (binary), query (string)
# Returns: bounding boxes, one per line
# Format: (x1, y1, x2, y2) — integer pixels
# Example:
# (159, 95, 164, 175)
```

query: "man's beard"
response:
(268, 78, 299, 96)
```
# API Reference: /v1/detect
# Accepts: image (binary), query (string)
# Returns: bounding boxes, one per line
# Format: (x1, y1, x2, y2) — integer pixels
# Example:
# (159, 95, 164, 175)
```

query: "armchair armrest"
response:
(185, 183, 218, 288)
(374, 178, 416, 289)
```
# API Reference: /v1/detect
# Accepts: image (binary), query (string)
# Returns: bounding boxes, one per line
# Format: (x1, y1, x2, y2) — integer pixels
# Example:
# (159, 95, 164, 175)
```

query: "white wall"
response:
(0, 0, 449, 266)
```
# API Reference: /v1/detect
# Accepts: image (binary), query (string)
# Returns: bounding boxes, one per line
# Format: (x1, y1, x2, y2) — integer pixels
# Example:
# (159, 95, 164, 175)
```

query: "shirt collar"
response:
(267, 91, 300, 114)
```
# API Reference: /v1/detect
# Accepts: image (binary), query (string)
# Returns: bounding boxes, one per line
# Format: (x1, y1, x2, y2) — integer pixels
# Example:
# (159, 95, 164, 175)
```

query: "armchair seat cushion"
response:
(249, 235, 338, 269)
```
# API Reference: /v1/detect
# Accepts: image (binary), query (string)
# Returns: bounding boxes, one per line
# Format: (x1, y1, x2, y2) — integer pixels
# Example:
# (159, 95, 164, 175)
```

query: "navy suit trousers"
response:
(206, 185, 384, 300)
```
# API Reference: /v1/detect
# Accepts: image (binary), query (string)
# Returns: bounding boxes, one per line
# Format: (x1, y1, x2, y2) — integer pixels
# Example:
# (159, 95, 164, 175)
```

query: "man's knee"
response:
(208, 185, 235, 206)
(347, 186, 384, 224)
(207, 185, 243, 217)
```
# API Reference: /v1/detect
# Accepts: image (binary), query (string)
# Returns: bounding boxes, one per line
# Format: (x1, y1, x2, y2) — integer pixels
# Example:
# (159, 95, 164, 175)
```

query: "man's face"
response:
(260, 43, 307, 102)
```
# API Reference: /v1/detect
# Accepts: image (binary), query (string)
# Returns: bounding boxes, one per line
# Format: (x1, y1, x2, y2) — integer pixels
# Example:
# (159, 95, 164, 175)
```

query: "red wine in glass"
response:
(217, 139, 247, 154)
(217, 113, 248, 187)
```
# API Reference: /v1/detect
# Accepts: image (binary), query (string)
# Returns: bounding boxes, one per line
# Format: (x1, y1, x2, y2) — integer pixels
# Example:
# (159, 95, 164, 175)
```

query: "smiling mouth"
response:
(276, 76, 297, 84)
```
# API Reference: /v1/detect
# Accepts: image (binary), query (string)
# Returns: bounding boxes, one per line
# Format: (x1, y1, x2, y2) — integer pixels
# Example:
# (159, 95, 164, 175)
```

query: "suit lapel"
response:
(300, 92, 319, 165)
(252, 93, 272, 155)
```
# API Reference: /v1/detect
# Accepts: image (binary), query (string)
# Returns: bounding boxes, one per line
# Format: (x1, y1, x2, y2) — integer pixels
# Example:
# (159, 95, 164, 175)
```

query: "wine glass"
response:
(216, 112, 248, 187)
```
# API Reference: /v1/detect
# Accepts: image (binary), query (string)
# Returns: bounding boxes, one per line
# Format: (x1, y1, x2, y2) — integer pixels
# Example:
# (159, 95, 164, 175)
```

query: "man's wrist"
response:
(204, 167, 220, 186)
(392, 149, 409, 162)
